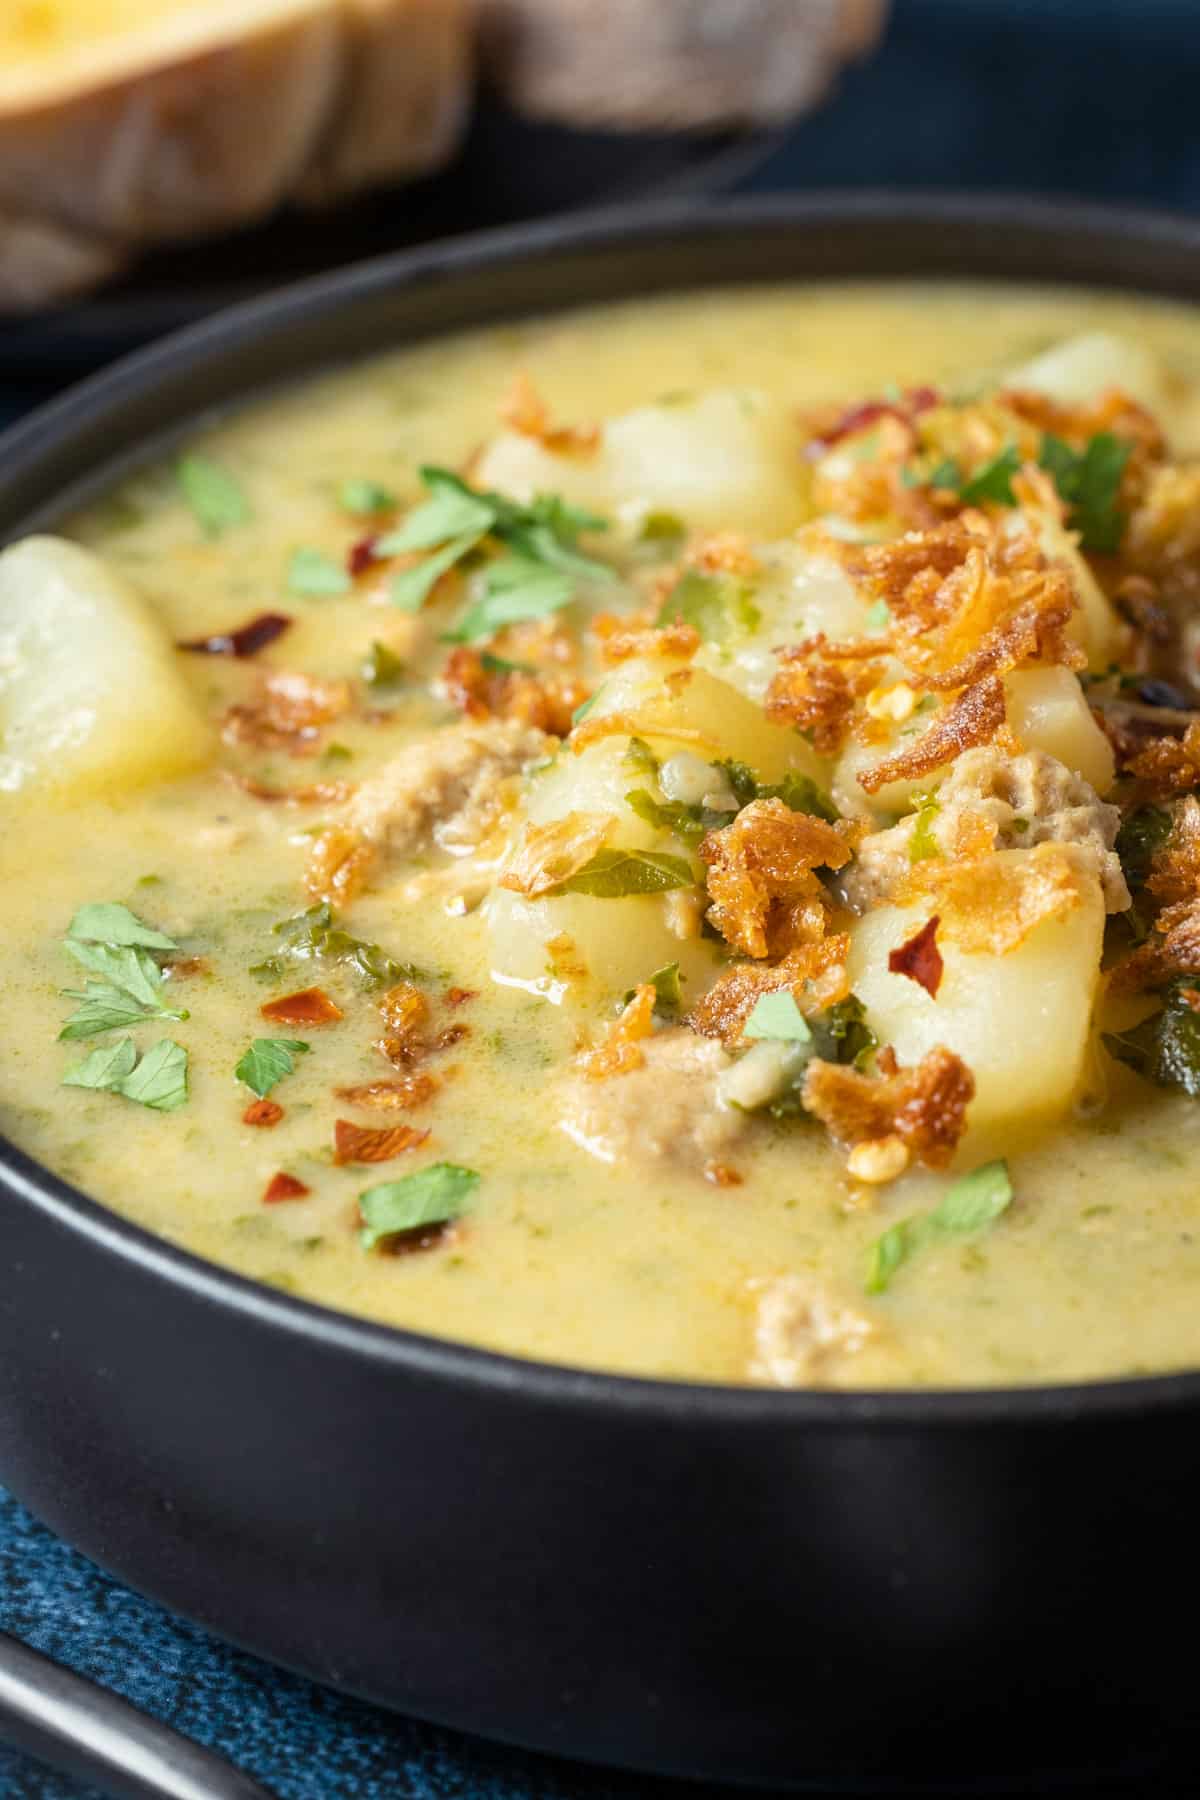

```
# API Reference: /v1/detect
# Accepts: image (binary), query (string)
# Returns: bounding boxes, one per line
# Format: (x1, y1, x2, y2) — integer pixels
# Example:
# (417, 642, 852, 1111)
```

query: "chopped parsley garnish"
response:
(235, 1038, 310, 1099)
(550, 848, 695, 898)
(259, 903, 424, 989)
(1115, 804, 1174, 892)
(958, 444, 1021, 505)
(339, 478, 397, 516)
(359, 1162, 480, 1250)
(713, 759, 839, 824)
(1104, 982, 1200, 1097)
(623, 737, 660, 777)
(743, 991, 812, 1043)
(1039, 432, 1131, 553)
(177, 455, 249, 536)
(59, 904, 187, 1040)
(287, 547, 351, 598)
(361, 640, 406, 687)
(865, 1160, 1013, 1294)
(623, 963, 684, 1016)
(63, 1034, 189, 1113)
(908, 791, 942, 863)
(371, 467, 612, 633)
(655, 570, 760, 645)
(624, 787, 731, 848)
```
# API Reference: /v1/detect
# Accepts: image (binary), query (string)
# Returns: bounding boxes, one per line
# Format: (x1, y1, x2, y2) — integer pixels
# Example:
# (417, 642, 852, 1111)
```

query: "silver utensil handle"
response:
(0, 1629, 278, 1800)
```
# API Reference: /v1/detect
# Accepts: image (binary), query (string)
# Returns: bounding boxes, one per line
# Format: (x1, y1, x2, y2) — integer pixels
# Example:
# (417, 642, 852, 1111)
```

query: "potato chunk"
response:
(0, 535, 210, 799)
(846, 849, 1105, 1136)
(1006, 331, 1177, 426)
(1005, 667, 1114, 793)
(475, 390, 804, 537)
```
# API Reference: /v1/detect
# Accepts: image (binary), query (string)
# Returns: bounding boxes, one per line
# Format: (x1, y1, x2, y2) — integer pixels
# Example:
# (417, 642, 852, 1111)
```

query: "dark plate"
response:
(0, 99, 778, 380)
(4, 196, 1200, 1793)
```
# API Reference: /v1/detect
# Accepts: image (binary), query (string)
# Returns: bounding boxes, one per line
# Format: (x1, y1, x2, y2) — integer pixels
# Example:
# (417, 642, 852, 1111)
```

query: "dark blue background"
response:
(5, 1, 1200, 1792)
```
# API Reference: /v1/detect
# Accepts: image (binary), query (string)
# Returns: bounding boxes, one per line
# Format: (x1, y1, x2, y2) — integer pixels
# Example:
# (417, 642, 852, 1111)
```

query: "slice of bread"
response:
(478, 0, 888, 132)
(0, 0, 471, 310)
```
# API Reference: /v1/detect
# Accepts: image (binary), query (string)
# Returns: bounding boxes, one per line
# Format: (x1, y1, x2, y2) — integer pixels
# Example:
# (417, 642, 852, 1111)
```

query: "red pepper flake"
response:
(445, 987, 478, 1007)
(333, 1119, 430, 1165)
(261, 987, 344, 1027)
(334, 1073, 438, 1109)
(888, 915, 944, 998)
(177, 612, 292, 658)
(244, 1098, 284, 1128)
(263, 1171, 309, 1205)
(347, 535, 379, 578)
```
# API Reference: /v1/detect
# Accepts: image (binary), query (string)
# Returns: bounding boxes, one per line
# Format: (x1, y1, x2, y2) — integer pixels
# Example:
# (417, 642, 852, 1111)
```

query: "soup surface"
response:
(6, 280, 1200, 1388)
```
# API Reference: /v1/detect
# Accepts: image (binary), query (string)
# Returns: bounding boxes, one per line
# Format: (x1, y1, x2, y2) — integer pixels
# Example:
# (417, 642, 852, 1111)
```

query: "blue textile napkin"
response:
(6, 1, 1200, 1794)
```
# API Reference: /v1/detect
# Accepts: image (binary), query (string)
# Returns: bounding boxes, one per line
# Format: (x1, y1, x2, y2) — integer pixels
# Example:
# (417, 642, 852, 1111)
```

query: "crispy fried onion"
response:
(1121, 718, 1200, 797)
(500, 372, 598, 455)
(439, 645, 587, 738)
(591, 613, 700, 666)
(689, 937, 851, 1042)
(802, 1046, 974, 1168)
(499, 811, 614, 898)
(765, 640, 885, 756)
(577, 984, 655, 1079)
(375, 983, 468, 1071)
(905, 840, 1090, 956)
(850, 517, 1081, 686)
(335, 1072, 439, 1110)
(1110, 797, 1200, 991)
(333, 1119, 430, 1164)
(684, 532, 760, 578)
(858, 675, 1008, 795)
(304, 826, 376, 907)
(1001, 385, 1165, 464)
(698, 798, 849, 960)
(222, 671, 352, 756)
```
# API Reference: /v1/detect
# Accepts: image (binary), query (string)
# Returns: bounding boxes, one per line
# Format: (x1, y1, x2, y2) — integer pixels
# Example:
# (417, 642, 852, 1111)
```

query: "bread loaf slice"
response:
(477, 0, 888, 132)
(0, 0, 471, 310)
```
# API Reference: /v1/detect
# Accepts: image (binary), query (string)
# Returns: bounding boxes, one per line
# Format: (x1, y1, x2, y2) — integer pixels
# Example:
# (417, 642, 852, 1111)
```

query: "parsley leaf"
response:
(624, 787, 729, 848)
(623, 963, 684, 1015)
(59, 983, 186, 1041)
(958, 445, 1021, 505)
(1104, 981, 1200, 1096)
(1115, 804, 1174, 892)
(67, 903, 176, 951)
(391, 530, 487, 611)
(446, 558, 574, 642)
(359, 1162, 480, 1250)
(288, 547, 351, 598)
(268, 903, 424, 988)
(711, 759, 839, 824)
(62, 1034, 189, 1112)
(1038, 432, 1131, 552)
(375, 469, 497, 552)
(908, 790, 942, 863)
(551, 848, 695, 897)
(743, 991, 813, 1043)
(119, 1038, 190, 1112)
(361, 640, 405, 687)
(865, 1160, 1013, 1293)
(339, 478, 396, 516)
(177, 455, 249, 536)
(656, 570, 760, 644)
(235, 1038, 310, 1098)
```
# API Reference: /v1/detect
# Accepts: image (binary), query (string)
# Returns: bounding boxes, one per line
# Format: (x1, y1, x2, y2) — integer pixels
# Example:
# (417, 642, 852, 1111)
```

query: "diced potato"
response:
(486, 658, 817, 1007)
(0, 535, 211, 800)
(587, 656, 827, 786)
(846, 849, 1105, 1137)
(1006, 331, 1177, 427)
(832, 697, 940, 822)
(470, 429, 611, 516)
(1028, 508, 1120, 670)
(1005, 667, 1114, 793)
(604, 390, 804, 536)
(474, 389, 805, 538)
(697, 535, 876, 704)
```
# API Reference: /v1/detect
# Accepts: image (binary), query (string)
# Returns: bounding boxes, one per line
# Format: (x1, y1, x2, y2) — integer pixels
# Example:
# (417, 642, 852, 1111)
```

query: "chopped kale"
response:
(267, 903, 424, 988)
(1104, 981, 1200, 1097)
(1115, 804, 1174, 891)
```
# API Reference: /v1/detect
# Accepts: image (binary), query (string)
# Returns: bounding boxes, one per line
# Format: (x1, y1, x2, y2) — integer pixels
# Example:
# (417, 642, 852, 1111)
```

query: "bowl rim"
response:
(6, 187, 1200, 1427)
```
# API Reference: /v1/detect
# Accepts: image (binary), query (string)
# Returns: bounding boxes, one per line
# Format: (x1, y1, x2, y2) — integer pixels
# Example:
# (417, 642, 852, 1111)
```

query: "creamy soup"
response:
(6, 280, 1200, 1388)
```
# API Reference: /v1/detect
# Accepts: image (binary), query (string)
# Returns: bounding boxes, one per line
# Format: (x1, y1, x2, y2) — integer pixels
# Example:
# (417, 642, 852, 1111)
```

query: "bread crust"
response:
(0, 0, 471, 310)
(478, 0, 889, 132)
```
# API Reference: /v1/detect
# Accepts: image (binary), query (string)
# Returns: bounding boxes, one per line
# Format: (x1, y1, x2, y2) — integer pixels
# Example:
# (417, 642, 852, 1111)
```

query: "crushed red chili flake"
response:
(263, 1172, 309, 1204)
(887, 915, 944, 998)
(347, 535, 379, 578)
(445, 987, 478, 1007)
(261, 987, 344, 1027)
(332, 1119, 431, 1165)
(243, 1098, 284, 1128)
(177, 613, 292, 657)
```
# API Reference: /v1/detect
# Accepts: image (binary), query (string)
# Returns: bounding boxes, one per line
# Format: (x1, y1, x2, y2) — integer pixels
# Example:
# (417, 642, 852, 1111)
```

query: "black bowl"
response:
(4, 196, 1200, 1793)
